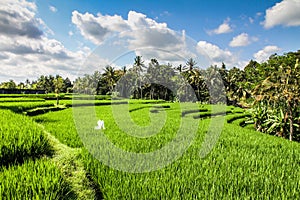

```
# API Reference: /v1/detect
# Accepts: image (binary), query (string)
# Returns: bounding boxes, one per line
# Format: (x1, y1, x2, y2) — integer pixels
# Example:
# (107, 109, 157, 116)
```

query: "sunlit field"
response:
(1, 96, 299, 199)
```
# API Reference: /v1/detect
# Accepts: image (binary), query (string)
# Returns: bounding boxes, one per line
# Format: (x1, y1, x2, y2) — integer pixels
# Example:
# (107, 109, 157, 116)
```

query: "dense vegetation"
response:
(0, 75, 72, 93)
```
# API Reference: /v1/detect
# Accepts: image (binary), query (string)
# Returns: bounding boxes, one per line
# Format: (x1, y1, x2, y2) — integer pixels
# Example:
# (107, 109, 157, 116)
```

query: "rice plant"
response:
(0, 159, 74, 199)
(0, 109, 52, 167)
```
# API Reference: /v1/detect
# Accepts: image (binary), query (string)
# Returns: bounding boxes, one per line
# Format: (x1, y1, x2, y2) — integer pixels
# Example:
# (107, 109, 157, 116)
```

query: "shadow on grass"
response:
(0, 143, 55, 170)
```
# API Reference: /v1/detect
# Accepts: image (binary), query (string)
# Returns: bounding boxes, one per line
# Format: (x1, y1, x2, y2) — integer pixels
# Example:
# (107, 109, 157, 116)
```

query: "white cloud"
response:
(253, 45, 281, 62)
(49, 5, 57, 13)
(71, 10, 130, 45)
(229, 33, 259, 48)
(0, 0, 90, 82)
(207, 18, 233, 35)
(68, 31, 73, 36)
(197, 41, 245, 68)
(262, 0, 300, 28)
(229, 33, 252, 47)
(0, 0, 42, 38)
(72, 10, 195, 63)
(249, 17, 254, 24)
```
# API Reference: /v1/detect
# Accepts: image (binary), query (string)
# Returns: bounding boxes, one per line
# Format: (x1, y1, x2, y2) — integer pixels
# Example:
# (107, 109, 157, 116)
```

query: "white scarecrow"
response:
(95, 119, 105, 130)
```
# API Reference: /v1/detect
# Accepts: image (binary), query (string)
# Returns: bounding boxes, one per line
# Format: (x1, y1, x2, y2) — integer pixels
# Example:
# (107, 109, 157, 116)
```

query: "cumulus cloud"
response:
(71, 10, 130, 45)
(262, 0, 300, 28)
(197, 41, 245, 67)
(71, 10, 171, 46)
(49, 6, 57, 13)
(124, 11, 176, 53)
(72, 10, 195, 63)
(229, 33, 258, 47)
(0, 0, 43, 39)
(253, 45, 281, 62)
(207, 18, 233, 35)
(0, 0, 90, 82)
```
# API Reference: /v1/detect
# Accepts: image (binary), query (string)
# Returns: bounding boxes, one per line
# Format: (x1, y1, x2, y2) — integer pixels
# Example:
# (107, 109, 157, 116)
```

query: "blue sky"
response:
(0, 0, 300, 82)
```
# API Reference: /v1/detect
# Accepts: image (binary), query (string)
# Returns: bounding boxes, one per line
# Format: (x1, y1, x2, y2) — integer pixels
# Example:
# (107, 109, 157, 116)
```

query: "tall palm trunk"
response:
(56, 94, 59, 105)
(140, 79, 143, 99)
(288, 102, 293, 141)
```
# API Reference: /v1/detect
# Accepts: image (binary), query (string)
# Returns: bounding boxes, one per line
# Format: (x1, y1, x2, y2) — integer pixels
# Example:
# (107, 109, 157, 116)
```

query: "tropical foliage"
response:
(249, 52, 300, 141)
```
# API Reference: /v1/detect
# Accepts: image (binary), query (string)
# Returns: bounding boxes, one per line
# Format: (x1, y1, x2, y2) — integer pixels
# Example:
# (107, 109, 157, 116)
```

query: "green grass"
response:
(31, 100, 171, 148)
(78, 114, 300, 199)
(0, 93, 67, 99)
(0, 101, 55, 113)
(30, 102, 300, 199)
(2, 99, 300, 199)
(0, 97, 168, 115)
(226, 113, 251, 123)
(0, 109, 52, 167)
(0, 158, 74, 200)
(0, 97, 46, 102)
(72, 94, 111, 100)
(0, 106, 96, 199)
(33, 108, 83, 148)
(40, 125, 97, 199)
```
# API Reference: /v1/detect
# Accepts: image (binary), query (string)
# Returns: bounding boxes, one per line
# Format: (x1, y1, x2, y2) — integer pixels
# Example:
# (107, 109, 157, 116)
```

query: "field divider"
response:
(36, 123, 99, 199)
(226, 113, 251, 124)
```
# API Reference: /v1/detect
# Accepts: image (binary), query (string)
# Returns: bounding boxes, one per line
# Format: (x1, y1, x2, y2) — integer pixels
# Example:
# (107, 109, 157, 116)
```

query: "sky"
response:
(0, 0, 300, 82)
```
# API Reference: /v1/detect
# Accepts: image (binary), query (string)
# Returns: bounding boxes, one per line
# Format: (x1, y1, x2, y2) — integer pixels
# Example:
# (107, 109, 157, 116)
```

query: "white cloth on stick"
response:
(95, 120, 105, 130)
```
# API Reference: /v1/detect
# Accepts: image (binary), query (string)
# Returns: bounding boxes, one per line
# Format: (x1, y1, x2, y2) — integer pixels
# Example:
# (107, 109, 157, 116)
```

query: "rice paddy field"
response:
(1, 94, 300, 199)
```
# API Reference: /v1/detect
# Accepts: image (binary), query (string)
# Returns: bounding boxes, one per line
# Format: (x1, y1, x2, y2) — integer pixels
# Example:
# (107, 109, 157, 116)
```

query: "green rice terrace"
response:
(0, 94, 299, 199)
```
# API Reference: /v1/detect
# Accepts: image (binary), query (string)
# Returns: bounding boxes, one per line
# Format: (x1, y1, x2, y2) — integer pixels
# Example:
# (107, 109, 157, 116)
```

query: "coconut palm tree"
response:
(103, 65, 117, 94)
(133, 56, 145, 98)
(186, 58, 197, 72)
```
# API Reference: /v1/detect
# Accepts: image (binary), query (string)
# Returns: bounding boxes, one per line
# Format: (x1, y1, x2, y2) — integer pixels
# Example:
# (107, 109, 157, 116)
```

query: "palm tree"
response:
(186, 58, 197, 72)
(25, 79, 31, 89)
(91, 71, 102, 95)
(121, 66, 127, 75)
(134, 56, 145, 73)
(133, 56, 145, 99)
(103, 65, 117, 94)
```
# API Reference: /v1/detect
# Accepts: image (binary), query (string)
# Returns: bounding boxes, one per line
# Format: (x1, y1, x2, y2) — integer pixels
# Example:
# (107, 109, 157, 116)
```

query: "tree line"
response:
(0, 75, 73, 94)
